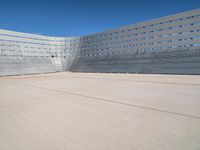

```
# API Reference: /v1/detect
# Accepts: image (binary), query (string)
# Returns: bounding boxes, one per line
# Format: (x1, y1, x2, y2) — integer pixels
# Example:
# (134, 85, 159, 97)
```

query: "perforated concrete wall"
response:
(0, 30, 78, 76)
(0, 9, 200, 76)
(71, 9, 200, 74)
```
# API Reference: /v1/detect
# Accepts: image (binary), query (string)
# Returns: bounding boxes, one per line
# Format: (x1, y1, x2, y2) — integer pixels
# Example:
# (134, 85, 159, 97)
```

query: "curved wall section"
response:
(0, 9, 200, 76)
(0, 30, 76, 76)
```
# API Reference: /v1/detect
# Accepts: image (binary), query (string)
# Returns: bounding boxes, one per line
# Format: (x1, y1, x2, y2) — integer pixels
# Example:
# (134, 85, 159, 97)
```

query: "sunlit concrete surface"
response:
(0, 72, 200, 150)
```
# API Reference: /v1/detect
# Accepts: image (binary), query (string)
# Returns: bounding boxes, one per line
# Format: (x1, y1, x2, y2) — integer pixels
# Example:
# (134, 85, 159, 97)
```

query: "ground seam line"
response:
(9, 80, 200, 120)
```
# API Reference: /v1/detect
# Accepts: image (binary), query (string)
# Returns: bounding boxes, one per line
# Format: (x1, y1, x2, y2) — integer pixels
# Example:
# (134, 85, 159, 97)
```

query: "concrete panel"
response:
(0, 72, 200, 150)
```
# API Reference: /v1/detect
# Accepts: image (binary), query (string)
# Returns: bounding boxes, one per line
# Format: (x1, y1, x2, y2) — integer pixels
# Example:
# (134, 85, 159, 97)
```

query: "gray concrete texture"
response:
(0, 72, 200, 150)
(1, 9, 200, 76)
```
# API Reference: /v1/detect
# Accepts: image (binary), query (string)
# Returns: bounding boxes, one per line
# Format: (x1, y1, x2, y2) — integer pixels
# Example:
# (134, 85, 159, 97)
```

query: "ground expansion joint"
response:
(8, 80, 200, 120)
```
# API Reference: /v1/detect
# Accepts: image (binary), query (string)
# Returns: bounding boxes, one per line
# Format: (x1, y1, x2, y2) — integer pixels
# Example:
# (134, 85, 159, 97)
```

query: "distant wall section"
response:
(0, 30, 77, 76)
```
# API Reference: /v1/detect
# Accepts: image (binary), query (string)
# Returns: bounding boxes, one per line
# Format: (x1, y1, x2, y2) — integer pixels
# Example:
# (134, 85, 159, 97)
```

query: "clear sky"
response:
(0, 0, 200, 37)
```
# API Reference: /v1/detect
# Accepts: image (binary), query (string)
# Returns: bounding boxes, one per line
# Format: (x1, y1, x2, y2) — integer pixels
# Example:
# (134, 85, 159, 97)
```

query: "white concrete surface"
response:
(0, 72, 200, 150)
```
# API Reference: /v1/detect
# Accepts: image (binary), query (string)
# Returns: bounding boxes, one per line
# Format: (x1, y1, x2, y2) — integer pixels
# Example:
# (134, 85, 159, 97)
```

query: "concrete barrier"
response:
(1, 9, 200, 76)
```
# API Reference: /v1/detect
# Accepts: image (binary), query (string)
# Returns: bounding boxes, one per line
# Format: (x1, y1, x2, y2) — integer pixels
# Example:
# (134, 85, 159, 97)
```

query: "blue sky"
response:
(0, 0, 200, 37)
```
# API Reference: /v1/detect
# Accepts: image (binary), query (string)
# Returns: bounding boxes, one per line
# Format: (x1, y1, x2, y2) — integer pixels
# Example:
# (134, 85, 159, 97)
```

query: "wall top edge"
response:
(83, 8, 200, 37)
(1, 8, 200, 39)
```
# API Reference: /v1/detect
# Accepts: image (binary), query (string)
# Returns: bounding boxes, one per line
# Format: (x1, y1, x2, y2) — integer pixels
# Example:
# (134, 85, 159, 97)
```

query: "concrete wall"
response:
(0, 30, 76, 76)
(71, 9, 200, 74)
(0, 9, 200, 76)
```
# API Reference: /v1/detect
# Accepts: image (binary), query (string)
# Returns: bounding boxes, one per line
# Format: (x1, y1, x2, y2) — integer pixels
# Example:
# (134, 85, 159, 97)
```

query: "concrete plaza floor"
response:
(0, 72, 200, 150)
